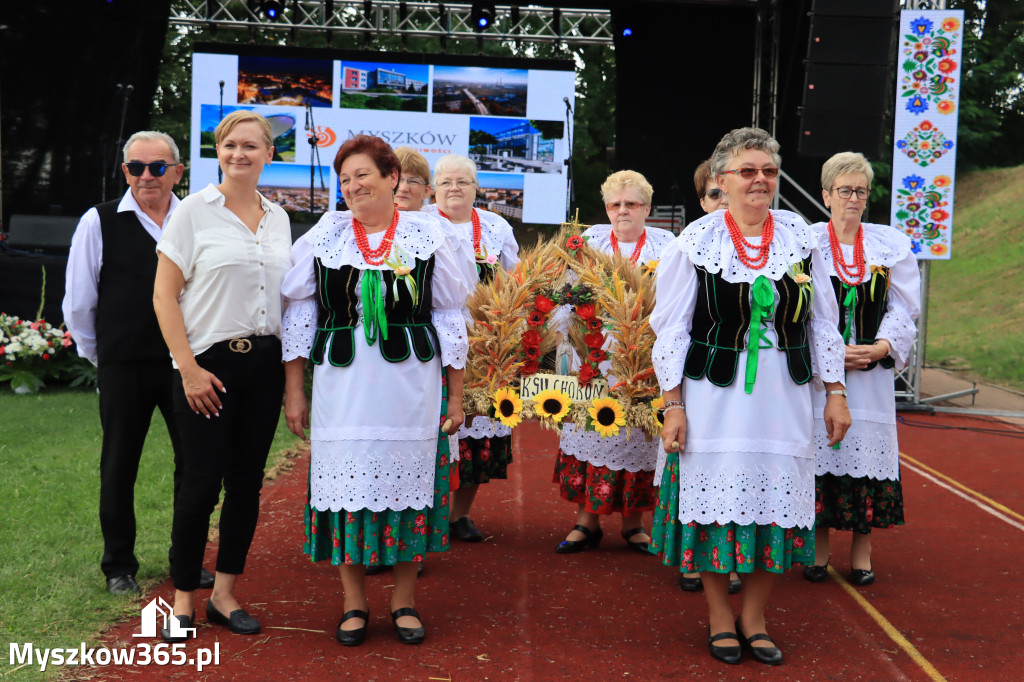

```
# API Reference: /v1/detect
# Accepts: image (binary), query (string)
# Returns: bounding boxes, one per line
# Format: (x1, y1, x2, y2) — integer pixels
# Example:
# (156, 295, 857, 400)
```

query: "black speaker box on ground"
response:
(6, 215, 78, 254)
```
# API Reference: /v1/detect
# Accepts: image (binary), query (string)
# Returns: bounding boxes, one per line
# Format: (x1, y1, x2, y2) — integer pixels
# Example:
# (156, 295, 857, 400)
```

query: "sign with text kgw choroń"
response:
(520, 374, 608, 402)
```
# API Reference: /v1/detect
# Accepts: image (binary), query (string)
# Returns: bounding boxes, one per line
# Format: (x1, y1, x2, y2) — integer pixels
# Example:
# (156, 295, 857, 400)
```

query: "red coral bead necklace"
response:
(609, 228, 647, 265)
(438, 207, 484, 258)
(827, 220, 866, 285)
(352, 208, 400, 266)
(724, 210, 774, 270)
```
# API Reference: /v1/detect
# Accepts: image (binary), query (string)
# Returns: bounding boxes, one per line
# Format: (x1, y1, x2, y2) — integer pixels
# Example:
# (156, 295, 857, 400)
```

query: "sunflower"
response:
(492, 387, 524, 428)
(651, 395, 665, 425)
(533, 389, 572, 423)
(589, 397, 627, 437)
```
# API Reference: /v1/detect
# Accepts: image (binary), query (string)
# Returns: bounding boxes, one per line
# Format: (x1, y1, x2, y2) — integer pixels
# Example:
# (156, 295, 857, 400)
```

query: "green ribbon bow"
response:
(360, 269, 389, 347)
(744, 275, 776, 395)
(841, 284, 857, 344)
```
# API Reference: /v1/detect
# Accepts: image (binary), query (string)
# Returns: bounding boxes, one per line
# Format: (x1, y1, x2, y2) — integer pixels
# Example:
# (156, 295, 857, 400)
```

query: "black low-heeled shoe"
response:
(728, 575, 743, 594)
(335, 609, 369, 646)
(391, 607, 425, 645)
(161, 611, 196, 643)
(850, 568, 875, 586)
(452, 517, 483, 542)
(736, 618, 783, 666)
(802, 562, 829, 583)
(679, 574, 703, 592)
(555, 524, 603, 554)
(206, 599, 261, 635)
(621, 527, 652, 555)
(707, 629, 742, 665)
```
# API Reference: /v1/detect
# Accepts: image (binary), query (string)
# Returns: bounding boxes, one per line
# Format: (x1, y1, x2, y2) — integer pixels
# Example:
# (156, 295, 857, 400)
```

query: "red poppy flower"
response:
(584, 331, 604, 349)
(930, 209, 949, 222)
(566, 235, 585, 251)
(522, 330, 542, 347)
(524, 345, 542, 360)
(588, 349, 607, 363)
(920, 120, 934, 131)
(578, 363, 598, 385)
(526, 310, 546, 326)
(521, 360, 540, 375)
(575, 303, 595, 320)
(586, 317, 603, 331)
(534, 295, 555, 313)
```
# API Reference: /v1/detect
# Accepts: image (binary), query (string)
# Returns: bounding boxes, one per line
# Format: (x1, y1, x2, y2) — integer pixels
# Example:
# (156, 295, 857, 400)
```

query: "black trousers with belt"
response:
(169, 336, 285, 592)
(98, 359, 185, 580)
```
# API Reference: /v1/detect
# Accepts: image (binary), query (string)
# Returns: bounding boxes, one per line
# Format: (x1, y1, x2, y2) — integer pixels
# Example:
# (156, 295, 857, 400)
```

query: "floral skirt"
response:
(814, 473, 905, 534)
(552, 450, 656, 517)
(453, 434, 513, 491)
(651, 451, 814, 574)
(303, 382, 452, 567)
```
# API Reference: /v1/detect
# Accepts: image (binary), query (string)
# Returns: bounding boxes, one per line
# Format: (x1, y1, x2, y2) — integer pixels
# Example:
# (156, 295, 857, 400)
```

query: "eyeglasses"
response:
(833, 186, 869, 199)
(606, 200, 645, 211)
(703, 188, 724, 200)
(398, 177, 428, 187)
(436, 179, 475, 190)
(724, 167, 779, 180)
(124, 161, 171, 177)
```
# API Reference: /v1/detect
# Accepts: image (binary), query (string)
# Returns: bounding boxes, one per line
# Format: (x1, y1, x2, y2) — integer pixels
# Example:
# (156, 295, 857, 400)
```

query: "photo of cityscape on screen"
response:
(339, 61, 430, 112)
(199, 104, 298, 162)
(469, 117, 564, 174)
(238, 56, 332, 107)
(476, 172, 524, 221)
(432, 66, 527, 117)
(259, 164, 331, 213)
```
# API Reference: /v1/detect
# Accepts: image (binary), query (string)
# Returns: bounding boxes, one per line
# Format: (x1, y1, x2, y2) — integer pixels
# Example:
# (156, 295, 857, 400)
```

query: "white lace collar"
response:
(582, 224, 676, 262)
(679, 210, 817, 283)
(810, 222, 913, 271)
(305, 210, 446, 270)
(424, 204, 512, 257)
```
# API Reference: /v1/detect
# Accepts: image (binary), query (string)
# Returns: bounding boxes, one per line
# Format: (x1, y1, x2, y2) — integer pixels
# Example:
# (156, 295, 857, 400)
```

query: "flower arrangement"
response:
(0, 314, 75, 393)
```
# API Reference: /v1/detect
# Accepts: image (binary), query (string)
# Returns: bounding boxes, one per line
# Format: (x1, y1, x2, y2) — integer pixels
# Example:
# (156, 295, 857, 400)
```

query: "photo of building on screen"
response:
(238, 56, 332, 107)
(259, 163, 331, 213)
(469, 117, 564, 174)
(432, 66, 527, 117)
(339, 61, 429, 112)
(199, 104, 298, 162)
(476, 172, 524, 221)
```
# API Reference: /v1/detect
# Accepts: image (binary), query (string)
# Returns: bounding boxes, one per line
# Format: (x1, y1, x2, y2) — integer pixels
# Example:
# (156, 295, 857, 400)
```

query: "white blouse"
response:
(156, 184, 292, 364)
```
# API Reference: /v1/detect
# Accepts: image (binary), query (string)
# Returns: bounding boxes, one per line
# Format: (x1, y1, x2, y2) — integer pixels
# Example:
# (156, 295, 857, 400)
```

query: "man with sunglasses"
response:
(63, 131, 213, 596)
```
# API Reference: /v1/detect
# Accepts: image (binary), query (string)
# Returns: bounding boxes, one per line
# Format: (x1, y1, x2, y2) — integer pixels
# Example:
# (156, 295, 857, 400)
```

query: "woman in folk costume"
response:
(552, 170, 675, 554)
(650, 127, 851, 666)
(803, 152, 921, 587)
(424, 154, 519, 543)
(281, 135, 469, 646)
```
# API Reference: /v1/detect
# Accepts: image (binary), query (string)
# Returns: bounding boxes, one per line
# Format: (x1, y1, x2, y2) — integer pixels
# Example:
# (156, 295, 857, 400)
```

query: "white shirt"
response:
(156, 184, 292, 364)
(62, 189, 180, 365)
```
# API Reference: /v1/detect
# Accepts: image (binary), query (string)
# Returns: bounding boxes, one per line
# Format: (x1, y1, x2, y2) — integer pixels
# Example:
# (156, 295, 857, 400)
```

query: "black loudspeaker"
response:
(6, 215, 78, 254)
(806, 17, 896, 65)
(803, 64, 892, 113)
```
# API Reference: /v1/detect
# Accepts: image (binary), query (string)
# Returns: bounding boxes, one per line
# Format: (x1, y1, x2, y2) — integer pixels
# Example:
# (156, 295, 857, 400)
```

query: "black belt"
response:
(211, 335, 280, 354)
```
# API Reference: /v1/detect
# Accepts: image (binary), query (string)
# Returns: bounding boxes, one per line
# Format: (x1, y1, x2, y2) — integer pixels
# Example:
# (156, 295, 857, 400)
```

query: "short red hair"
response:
(333, 134, 401, 179)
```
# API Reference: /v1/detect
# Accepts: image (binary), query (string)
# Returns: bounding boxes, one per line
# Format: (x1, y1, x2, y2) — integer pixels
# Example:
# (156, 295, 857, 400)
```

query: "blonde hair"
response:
(821, 151, 874, 191)
(214, 110, 273, 149)
(395, 146, 431, 184)
(600, 170, 653, 205)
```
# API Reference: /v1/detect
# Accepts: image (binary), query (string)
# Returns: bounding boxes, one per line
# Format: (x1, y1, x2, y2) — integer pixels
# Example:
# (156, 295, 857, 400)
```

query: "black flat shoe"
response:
(555, 525, 603, 554)
(621, 527, 652, 554)
(707, 629, 742, 664)
(364, 563, 387, 576)
(850, 568, 875, 586)
(729, 575, 743, 594)
(452, 517, 483, 543)
(679, 574, 703, 592)
(198, 568, 216, 590)
(206, 599, 261, 635)
(391, 607, 425, 645)
(802, 563, 829, 583)
(106, 574, 141, 596)
(161, 611, 195, 643)
(335, 609, 369, 646)
(736, 618, 783, 666)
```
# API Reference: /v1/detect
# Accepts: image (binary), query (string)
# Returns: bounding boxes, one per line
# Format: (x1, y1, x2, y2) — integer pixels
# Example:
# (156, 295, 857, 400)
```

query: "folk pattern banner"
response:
(890, 10, 964, 260)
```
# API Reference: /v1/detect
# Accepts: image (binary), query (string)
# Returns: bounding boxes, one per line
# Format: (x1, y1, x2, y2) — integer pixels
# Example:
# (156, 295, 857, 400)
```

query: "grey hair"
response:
(821, 151, 874, 191)
(432, 154, 478, 186)
(122, 131, 181, 164)
(709, 127, 781, 177)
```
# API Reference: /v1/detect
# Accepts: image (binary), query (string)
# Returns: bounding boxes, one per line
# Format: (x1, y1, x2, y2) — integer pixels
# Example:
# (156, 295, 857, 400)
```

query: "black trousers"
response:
(170, 336, 285, 591)
(98, 359, 184, 580)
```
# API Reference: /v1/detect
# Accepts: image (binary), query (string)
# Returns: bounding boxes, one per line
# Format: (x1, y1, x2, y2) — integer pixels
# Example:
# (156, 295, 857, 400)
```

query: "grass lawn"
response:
(0, 387, 302, 680)
(926, 165, 1024, 391)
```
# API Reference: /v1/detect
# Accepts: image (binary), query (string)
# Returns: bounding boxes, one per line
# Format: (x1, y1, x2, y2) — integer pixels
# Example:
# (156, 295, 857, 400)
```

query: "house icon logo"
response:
(133, 597, 196, 639)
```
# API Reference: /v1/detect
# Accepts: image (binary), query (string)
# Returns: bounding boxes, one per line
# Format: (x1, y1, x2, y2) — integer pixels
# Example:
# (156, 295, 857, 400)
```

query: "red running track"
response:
(89, 413, 1024, 680)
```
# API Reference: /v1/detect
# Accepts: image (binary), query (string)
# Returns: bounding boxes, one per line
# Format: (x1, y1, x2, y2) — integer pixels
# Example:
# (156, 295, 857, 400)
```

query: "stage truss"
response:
(168, 1, 615, 45)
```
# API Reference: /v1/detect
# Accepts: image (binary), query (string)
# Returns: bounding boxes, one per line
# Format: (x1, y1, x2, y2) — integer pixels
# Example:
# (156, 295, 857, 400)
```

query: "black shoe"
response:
(335, 609, 369, 646)
(555, 525, 603, 554)
(850, 568, 875, 586)
(452, 517, 483, 543)
(621, 527, 652, 554)
(364, 563, 387, 576)
(736, 618, 783, 666)
(391, 607, 425, 645)
(106, 574, 141, 596)
(198, 568, 216, 589)
(728, 575, 742, 594)
(678, 574, 703, 592)
(206, 599, 261, 635)
(707, 629, 742, 664)
(161, 611, 195, 643)
(802, 563, 829, 583)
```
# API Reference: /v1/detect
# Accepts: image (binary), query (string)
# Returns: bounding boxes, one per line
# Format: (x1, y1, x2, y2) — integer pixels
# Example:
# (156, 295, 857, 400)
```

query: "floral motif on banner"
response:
(896, 120, 954, 167)
(893, 174, 952, 258)
(899, 15, 961, 116)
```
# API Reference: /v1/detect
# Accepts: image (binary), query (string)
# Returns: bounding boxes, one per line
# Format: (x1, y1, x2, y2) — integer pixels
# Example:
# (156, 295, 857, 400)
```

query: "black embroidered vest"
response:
(310, 255, 438, 366)
(683, 258, 814, 387)
(830, 269, 895, 371)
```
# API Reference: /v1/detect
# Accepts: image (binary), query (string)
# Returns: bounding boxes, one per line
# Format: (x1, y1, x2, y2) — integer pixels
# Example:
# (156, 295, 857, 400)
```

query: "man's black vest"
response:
(830, 268, 895, 371)
(95, 200, 170, 365)
(310, 255, 439, 367)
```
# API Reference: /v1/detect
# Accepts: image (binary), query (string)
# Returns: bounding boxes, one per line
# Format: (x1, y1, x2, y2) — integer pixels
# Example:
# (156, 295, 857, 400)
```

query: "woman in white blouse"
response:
(281, 135, 468, 646)
(650, 127, 851, 666)
(553, 170, 674, 555)
(804, 152, 920, 587)
(424, 154, 519, 543)
(153, 110, 292, 642)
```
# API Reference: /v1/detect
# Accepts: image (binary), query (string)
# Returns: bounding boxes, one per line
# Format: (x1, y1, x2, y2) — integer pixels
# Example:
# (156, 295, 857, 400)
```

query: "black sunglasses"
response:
(704, 188, 724, 200)
(125, 161, 171, 177)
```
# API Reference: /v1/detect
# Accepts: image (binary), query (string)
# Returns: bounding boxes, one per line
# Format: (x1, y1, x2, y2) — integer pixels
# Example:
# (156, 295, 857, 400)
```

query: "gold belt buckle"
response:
(228, 338, 253, 353)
